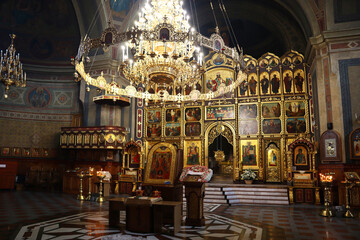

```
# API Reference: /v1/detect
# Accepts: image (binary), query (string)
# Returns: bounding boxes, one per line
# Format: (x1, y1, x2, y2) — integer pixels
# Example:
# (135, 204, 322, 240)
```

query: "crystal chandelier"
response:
(0, 34, 26, 98)
(73, 0, 247, 103)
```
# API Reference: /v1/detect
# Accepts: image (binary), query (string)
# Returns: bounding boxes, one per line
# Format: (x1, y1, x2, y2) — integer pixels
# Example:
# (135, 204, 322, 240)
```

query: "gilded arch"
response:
(205, 121, 237, 181)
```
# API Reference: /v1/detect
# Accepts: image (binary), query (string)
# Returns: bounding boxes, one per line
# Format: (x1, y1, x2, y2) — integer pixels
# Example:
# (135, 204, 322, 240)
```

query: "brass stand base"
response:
(85, 195, 92, 201)
(320, 209, 333, 217)
(77, 194, 85, 201)
(97, 196, 105, 203)
(344, 210, 354, 218)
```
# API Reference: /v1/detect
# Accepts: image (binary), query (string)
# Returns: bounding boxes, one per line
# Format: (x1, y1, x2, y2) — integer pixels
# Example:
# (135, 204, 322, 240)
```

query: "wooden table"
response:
(108, 197, 127, 227)
(153, 201, 182, 235)
(110, 197, 182, 234)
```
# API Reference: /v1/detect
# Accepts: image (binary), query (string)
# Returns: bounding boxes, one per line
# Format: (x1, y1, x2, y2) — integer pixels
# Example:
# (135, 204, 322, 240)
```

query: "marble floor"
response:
(1, 190, 360, 240)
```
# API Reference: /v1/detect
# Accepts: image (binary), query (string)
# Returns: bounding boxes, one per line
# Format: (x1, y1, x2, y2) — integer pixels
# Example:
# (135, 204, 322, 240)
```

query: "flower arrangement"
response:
(241, 169, 257, 180)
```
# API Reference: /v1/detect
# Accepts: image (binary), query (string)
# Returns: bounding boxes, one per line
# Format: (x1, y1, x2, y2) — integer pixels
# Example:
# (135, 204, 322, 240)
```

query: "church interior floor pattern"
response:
(1, 191, 360, 240)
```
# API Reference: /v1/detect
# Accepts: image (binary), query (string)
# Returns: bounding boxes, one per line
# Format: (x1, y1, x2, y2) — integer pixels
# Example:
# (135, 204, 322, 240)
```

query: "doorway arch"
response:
(205, 122, 237, 181)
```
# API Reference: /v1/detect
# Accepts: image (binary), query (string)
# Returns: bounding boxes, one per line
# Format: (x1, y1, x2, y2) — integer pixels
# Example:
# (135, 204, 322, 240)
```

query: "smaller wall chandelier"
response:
(74, 0, 246, 103)
(0, 34, 26, 98)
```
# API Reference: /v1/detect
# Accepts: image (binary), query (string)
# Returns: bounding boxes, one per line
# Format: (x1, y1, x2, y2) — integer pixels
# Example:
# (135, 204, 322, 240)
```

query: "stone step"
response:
(205, 198, 228, 204)
(229, 199, 289, 205)
(204, 191, 223, 195)
(205, 195, 226, 199)
(223, 187, 288, 192)
(227, 194, 288, 200)
(224, 191, 288, 196)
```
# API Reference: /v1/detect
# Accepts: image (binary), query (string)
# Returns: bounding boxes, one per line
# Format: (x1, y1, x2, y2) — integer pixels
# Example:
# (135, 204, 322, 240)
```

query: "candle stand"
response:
(77, 172, 85, 201)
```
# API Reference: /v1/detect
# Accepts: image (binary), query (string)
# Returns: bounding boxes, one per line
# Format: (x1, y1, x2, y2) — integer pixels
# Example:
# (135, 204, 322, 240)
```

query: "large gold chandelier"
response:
(0, 34, 26, 98)
(74, 0, 246, 102)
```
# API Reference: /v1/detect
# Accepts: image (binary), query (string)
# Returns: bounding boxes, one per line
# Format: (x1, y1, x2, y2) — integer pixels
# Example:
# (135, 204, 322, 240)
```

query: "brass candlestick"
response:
(97, 175, 105, 203)
(320, 182, 333, 217)
(77, 172, 85, 201)
(85, 173, 93, 201)
(343, 181, 354, 218)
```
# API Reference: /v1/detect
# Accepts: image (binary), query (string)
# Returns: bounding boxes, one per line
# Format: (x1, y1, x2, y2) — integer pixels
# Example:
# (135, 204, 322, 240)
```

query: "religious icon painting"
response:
(259, 59, 268, 68)
(262, 119, 282, 134)
(293, 70, 305, 93)
(286, 118, 306, 134)
(22, 148, 31, 157)
(260, 72, 270, 95)
(267, 148, 279, 167)
(247, 73, 258, 95)
(262, 103, 281, 118)
(105, 134, 116, 144)
(205, 69, 234, 97)
(349, 128, 360, 160)
(147, 123, 161, 137)
(84, 133, 90, 145)
(92, 133, 98, 145)
(325, 138, 337, 158)
(285, 101, 305, 117)
(238, 79, 248, 97)
(239, 120, 258, 135)
(320, 130, 342, 162)
(241, 140, 258, 167)
(165, 122, 181, 137)
(283, 70, 294, 94)
(239, 104, 257, 119)
(12, 147, 21, 157)
(144, 143, 177, 185)
(206, 105, 235, 120)
(185, 107, 201, 121)
(1, 147, 10, 156)
(246, 60, 256, 70)
(282, 57, 291, 66)
(270, 71, 281, 94)
(43, 148, 49, 157)
(31, 148, 41, 157)
(106, 151, 114, 161)
(293, 56, 303, 65)
(293, 145, 308, 166)
(76, 133, 82, 145)
(184, 140, 202, 167)
(147, 109, 162, 123)
(185, 122, 201, 136)
(212, 53, 225, 66)
(268, 58, 279, 67)
(165, 108, 181, 122)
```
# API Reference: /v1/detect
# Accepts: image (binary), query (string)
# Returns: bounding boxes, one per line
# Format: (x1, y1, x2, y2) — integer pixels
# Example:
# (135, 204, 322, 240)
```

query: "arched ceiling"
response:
(185, 0, 312, 58)
(0, 0, 80, 65)
(0, 0, 314, 67)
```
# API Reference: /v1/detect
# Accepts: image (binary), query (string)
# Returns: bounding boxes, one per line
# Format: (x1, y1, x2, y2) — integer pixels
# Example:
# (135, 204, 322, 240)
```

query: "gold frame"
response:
(184, 140, 202, 167)
(293, 145, 308, 166)
(184, 106, 202, 122)
(240, 139, 259, 169)
(144, 142, 177, 186)
(205, 105, 235, 120)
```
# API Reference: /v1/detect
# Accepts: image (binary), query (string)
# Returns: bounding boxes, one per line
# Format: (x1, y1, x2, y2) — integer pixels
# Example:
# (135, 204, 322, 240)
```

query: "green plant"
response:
(241, 169, 257, 180)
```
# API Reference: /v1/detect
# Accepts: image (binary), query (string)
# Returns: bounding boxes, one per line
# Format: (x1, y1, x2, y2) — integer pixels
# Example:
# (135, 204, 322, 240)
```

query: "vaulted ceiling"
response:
(0, 0, 314, 68)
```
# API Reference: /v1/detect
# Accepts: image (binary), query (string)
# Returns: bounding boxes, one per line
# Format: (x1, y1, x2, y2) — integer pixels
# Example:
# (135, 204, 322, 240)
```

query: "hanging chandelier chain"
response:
(218, 0, 241, 53)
